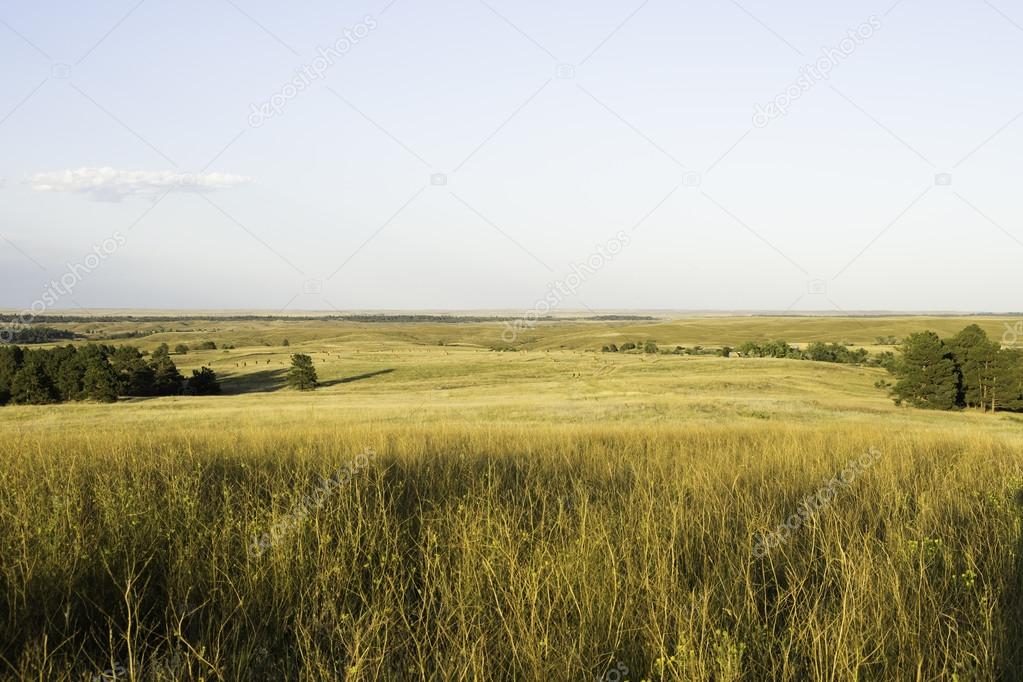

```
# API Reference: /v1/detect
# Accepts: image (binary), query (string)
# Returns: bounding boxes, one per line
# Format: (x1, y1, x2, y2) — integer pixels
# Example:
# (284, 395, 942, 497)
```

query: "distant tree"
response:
(111, 346, 156, 396)
(8, 326, 75, 344)
(54, 350, 85, 402)
(0, 342, 216, 407)
(947, 325, 997, 409)
(736, 340, 792, 358)
(82, 359, 119, 403)
(644, 341, 659, 354)
(874, 350, 897, 372)
(0, 345, 23, 405)
(767, 339, 795, 358)
(805, 341, 869, 365)
(174, 344, 189, 354)
(195, 341, 217, 350)
(282, 339, 290, 347)
(150, 345, 184, 396)
(186, 366, 221, 395)
(10, 357, 57, 405)
(890, 332, 959, 410)
(620, 342, 636, 351)
(720, 346, 732, 358)
(806, 341, 833, 362)
(287, 354, 318, 390)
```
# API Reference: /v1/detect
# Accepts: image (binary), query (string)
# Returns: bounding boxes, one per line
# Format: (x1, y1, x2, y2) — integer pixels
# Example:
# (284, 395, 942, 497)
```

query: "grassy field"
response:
(1, 316, 1022, 680)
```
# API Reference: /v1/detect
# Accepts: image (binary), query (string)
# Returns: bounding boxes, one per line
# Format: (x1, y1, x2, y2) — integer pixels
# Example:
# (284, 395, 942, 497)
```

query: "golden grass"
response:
(2, 316, 1022, 680)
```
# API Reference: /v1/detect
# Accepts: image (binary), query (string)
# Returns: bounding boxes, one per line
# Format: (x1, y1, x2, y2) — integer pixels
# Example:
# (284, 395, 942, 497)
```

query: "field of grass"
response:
(1, 316, 1022, 680)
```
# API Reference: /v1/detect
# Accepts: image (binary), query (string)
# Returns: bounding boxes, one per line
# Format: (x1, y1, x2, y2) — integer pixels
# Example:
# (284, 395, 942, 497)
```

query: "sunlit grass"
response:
(1, 316, 1021, 680)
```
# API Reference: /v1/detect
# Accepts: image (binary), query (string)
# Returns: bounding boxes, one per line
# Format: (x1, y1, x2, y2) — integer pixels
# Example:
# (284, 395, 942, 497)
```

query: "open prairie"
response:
(1, 315, 1021, 680)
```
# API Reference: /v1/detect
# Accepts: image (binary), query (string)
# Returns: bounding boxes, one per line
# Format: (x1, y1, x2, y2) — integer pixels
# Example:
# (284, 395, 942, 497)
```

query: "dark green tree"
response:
(10, 357, 57, 405)
(0, 345, 24, 406)
(186, 366, 221, 395)
(947, 325, 997, 409)
(806, 341, 834, 362)
(992, 348, 1023, 412)
(54, 350, 85, 402)
(111, 346, 156, 396)
(890, 332, 959, 410)
(287, 354, 318, 390)
(82, 359, 119, 403)
(149, 345, 183, 396)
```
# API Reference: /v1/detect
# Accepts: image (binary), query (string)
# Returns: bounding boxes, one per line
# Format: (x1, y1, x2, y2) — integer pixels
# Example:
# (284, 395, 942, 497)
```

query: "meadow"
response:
(1, 315, 1021, 680)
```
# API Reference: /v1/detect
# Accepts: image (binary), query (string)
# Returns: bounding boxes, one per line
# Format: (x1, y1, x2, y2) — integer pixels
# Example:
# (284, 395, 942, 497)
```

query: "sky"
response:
(1, 0, 1022, 313)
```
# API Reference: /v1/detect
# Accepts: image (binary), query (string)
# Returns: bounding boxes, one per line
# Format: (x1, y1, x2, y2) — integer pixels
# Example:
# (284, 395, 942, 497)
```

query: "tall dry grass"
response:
(0, 422, 1021, 680)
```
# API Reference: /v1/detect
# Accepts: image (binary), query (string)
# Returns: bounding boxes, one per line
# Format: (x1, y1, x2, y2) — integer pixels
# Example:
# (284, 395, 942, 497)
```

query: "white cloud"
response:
(29, 167, 253, 201)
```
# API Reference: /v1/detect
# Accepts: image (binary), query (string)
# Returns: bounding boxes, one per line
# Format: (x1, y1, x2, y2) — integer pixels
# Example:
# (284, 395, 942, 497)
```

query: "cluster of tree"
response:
(889, 325, 1022, 411)
(601, 337, 894, 368)
(93, 330, 160, 340)
(287, 354, 319, 390)
(602, 341, 659, 353)
(667, 345, 728, 356)
(803, 342, 870, 364)
(735, 339, 800, 359)
(734, 340, 891, 367)
(583, 315, 656, 321)
(2, 326, 77, 344)
(0, 343, 220, 406)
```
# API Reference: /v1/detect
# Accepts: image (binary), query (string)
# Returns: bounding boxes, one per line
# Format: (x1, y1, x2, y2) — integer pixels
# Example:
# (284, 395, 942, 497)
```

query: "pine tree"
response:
(992, 348, 1023, 412)
(82, 359, 119, 403)
(150, 345, 183, 396)
(891, 332, 959, 410)
(287, 354, 318, 391)
(111, 346, 156, 396)
(948, 325, 998, 409)
(0, 345, 23, 406)
(55, 354, 85, 402)
(10, 358, 57, 405)
(186, 367, 221, 395)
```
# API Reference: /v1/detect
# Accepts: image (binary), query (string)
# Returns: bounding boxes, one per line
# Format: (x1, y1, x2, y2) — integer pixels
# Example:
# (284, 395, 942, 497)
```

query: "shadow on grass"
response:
(319, 369, 395, 387)
(217, 368, 395, 394)
(219, 368, 289, 395)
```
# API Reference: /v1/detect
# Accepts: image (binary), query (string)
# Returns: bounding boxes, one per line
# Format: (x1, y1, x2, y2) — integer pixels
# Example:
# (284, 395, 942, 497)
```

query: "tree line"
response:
(602, 339, 892, 368)
(4, 326, 77, 344)
(0, 343, 220, 406)
(887, 324, 1022, 411)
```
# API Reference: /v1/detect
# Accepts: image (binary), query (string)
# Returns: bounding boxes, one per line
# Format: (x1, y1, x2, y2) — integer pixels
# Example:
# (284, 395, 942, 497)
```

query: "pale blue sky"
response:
(1, 0, 1022, 312)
